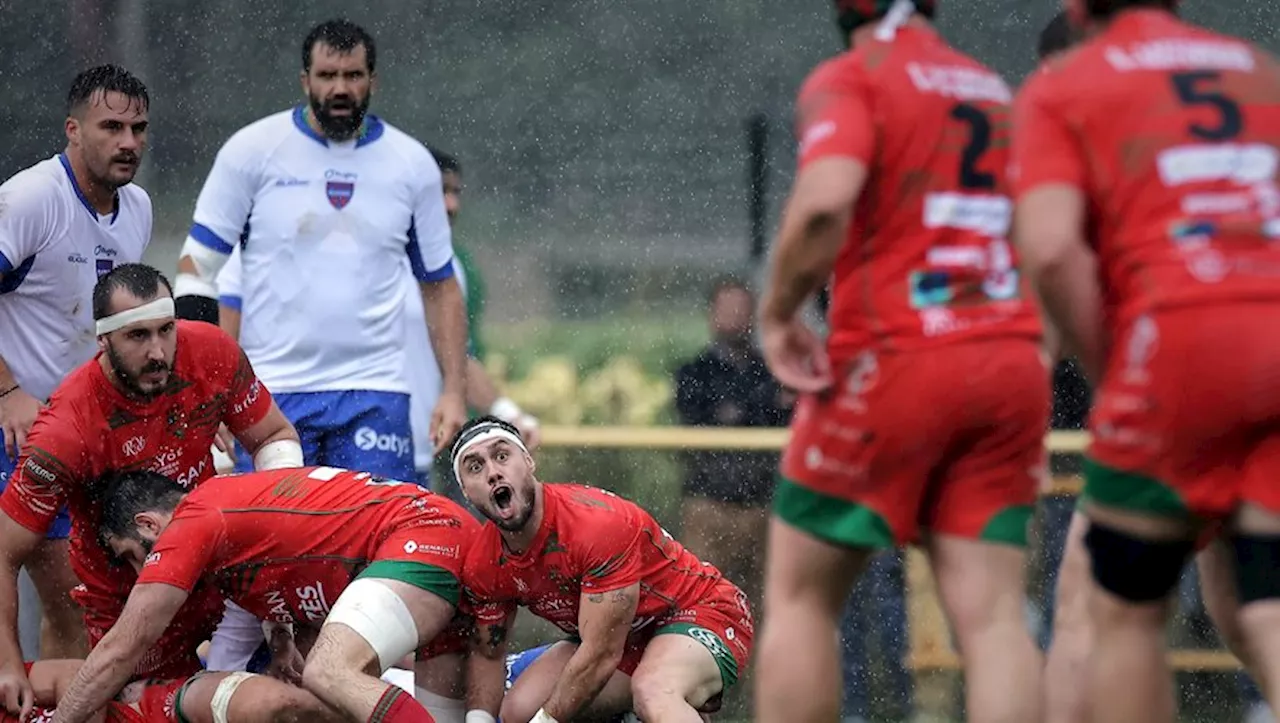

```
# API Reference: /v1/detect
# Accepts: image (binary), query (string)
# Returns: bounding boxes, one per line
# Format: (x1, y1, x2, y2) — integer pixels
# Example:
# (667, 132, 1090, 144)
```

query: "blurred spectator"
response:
(673, 276, 791, 607)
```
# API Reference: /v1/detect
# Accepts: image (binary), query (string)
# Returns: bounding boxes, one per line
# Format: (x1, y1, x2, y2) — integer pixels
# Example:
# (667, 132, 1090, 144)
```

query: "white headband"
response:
(451, 425, 529, 482)
(874, 0, 915, 41)
(95, 297, 175, 335)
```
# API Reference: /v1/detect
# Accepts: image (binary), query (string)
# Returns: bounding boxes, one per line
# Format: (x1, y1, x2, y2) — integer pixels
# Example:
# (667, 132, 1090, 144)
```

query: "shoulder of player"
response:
(214, 110, 296, 167)
(374, 122, 442, 182)
(0, 159, 71, 216)
(175, 320, 242, 372)
(799, 53, 867, 98)
(116, 182, 152, 215)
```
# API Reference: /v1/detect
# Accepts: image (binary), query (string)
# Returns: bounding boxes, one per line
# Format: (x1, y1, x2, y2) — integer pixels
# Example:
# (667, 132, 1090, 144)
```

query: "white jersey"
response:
(0, 155, 151, 401)
(188, 107, 454, 395)
(218, 244, 471, 473)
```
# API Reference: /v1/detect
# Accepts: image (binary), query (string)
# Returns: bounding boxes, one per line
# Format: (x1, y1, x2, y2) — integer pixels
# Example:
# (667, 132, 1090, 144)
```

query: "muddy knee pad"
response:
(1231, 534, 1280, 605)
(1084, 522, 1192, 603)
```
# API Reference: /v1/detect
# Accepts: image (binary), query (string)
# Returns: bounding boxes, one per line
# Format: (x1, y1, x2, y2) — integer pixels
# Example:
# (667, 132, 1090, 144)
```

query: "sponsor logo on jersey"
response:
(353, 427, 411, 457)
(122, 435, 146, 457)
(266, 590, 294, 623)
(96, 259, 114, 277)
(233, 379, 262, 416)
(94, 245, 118, 257)
(403, 540, 459, 558)
(67, 253, 87, 264)
(145, 551, 162, 566)
(297, 582, 332, 622)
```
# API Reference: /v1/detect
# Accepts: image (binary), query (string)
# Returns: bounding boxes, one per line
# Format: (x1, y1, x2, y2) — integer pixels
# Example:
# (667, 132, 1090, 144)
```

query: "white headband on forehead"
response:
(451, 424, 529, 482)
(95, 297, 175, 336)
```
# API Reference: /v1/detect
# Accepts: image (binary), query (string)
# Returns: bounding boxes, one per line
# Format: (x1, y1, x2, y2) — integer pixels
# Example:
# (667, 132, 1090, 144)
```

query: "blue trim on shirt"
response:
(58, 154, 119, 223)
(0, 251, 12, 274)
(291, 105, 385, 148)
(406, 218, 453, 283)
(421, 259, 454, 283)
(0, 254, 37, 294)
(188, 223, 235, 254)
(219, 294, 243, 311)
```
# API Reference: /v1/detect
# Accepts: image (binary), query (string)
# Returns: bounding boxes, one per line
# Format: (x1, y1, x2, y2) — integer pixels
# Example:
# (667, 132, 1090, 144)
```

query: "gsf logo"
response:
(353, 427, 411, 457)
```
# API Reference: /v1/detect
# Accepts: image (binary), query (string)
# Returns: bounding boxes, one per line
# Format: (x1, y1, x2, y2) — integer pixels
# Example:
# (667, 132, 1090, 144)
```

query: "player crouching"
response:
(49, 466, 479, 723)
(454, 417, 752, 723)
(16, 659, 340, 723)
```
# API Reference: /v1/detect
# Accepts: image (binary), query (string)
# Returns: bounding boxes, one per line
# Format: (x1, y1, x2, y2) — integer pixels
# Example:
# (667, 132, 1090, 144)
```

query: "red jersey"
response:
(0, 320, 273, 598)
(137, 466, 477, 625)
(1012, 9, 1280, 333)
(795, 25, 1040, 357)
(463, 483, 724, 636)
(4, 663, 181, 723)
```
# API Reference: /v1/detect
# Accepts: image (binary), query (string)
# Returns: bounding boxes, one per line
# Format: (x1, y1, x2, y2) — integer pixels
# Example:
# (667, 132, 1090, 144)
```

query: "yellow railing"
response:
(538, 425, 1240, 671)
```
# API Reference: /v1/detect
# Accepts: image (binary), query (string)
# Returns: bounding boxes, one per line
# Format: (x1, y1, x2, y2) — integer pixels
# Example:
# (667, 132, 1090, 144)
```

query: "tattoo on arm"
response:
(586, 593, 604, 603)
(610, 588, 632, 603)
(484, 623, 507, 655)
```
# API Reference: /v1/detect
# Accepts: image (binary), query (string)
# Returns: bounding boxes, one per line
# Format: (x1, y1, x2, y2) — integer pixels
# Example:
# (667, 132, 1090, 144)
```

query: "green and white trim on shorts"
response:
(358, 560, 461, 606)
(1080, 457, 1192, 519)
(654, 622, 741, 690)
(773, 475, 1031, 548)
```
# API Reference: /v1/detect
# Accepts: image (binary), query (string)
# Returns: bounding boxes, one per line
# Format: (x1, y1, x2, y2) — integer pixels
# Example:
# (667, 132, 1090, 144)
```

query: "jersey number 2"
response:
(1171, 71, 1243, 141)
(950, 103, 997, 191)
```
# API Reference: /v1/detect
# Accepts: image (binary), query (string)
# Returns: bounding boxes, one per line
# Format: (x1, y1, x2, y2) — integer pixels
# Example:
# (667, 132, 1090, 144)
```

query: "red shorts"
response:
(778, 340, 1049, 547)
(614, 580, 754, 702)
(76, 581, 225, 680)
(1086, 307, 1280, 520)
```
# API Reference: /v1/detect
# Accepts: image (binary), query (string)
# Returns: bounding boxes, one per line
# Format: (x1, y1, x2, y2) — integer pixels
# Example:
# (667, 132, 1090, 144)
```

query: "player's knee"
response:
(1231, 533, 1280, 606)
(1084, 522, 1192, 604)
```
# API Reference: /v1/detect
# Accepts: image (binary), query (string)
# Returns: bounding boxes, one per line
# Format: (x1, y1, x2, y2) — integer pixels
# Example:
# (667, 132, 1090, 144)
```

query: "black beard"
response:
(310, 94, 370, 140)
(106, 340, 168, 400)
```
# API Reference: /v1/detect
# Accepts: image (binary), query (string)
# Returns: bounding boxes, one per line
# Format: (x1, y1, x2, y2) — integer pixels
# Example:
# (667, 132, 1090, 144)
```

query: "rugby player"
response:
(0, 265, 301, 720)
(14, 659, 339, 723)
(214, 148, 540, 491)
(52, 465, 478, 723)
(1027, 10, 1271, 723)
(172, 18, 469, 481)
(0, 64, 151, 660)
(755, 1, 1048, 722)
(1011, 0, 1280, 720)
(455, 417, 752, 723)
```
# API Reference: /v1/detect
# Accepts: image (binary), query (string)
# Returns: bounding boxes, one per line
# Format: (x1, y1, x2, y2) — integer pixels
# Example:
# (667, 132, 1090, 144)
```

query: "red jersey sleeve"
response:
(0, 406, 89, 535)
(576, 507, 643, 595)
(204, 324, 273, 435)
(135, 501, 224, 592)
(1011, 68, 1087, 196)
(795, 57, 876, 170)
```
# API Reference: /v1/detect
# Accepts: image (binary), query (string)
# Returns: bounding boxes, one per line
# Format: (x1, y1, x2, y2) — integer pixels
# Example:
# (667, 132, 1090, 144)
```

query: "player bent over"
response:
(755, 2, 1048, 723)
(1012, 0, 1280, 721)
(50, 466, 479, 723)
(455, 417, 752, 723)
(18, 659, 340, 723)
(1025, 11, 1270, 723)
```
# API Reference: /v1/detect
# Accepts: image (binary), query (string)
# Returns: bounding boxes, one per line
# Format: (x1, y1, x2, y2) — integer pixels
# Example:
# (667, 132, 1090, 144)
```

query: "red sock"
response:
(367, 685, 436, 723)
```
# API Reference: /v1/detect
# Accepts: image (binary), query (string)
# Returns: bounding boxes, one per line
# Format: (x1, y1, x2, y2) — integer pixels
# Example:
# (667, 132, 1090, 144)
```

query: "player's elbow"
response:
(1019, 231, 1087, 287)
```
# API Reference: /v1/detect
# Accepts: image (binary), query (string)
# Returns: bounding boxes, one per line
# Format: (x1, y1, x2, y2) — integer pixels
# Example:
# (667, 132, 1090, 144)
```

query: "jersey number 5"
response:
(950, 103, 997, 191)
(1171, 71, 1243, 141)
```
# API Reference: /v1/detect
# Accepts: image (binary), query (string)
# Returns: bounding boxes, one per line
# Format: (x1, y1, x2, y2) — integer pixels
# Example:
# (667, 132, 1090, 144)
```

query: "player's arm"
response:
(465, 601, 517, 720)
(0, 513, 46, 716)
(215, 339, 302, 470)
(759, 77, 871, 326)
(1010, 82, 1102, 381)
(49, 583, 189, 723)
(215, 246, 244, 342)
(539, 584, 639, 722)
(174, 135, 259, 324)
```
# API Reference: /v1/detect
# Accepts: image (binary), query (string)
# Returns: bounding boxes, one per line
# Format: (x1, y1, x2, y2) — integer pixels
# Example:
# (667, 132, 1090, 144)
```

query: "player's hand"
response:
(429, 391, 467, 453)
(265, 629, 304, 685)
(0, 662, 34, 721)
(760, 316, 832, 394)
(212, 423, 235, 456)
(0, 387, 42, 460)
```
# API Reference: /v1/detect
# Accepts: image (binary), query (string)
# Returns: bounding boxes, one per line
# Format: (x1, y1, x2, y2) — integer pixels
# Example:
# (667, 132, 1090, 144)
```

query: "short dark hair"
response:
(429, 147, 462, 176)
(449, 415, 523, 465)
(707, 275, 752, 306)
(303, 19, 376, 74)
(92, 263, 173, 320)
(96, 469, 186, 547)
(1084, 0, 1175, 19)
(66, 64, 149, 117)
(1038, 12, 1079, 59)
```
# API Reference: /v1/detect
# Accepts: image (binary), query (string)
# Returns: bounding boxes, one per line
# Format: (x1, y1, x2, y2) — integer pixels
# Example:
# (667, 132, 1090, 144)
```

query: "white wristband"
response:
(530, 710, 560, 723)
(253, 439, 304, 470)
(465, 712, 497, 723)
(489, 396, 523, 422)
